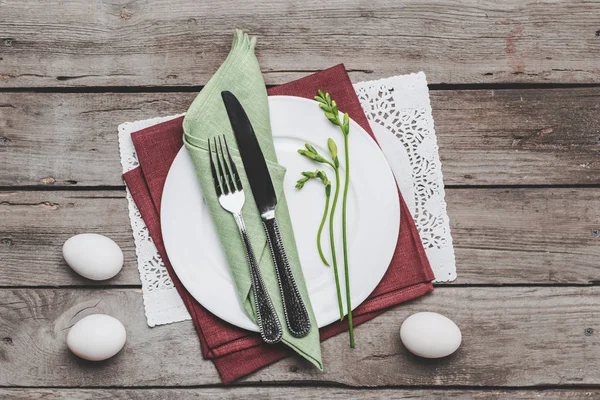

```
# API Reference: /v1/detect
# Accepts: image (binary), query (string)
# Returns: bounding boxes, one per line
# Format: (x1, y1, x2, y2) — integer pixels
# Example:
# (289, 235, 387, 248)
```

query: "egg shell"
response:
(63, 233, 123, 280)
(67, 314, 126, 361)
(400, 312, 461, 358)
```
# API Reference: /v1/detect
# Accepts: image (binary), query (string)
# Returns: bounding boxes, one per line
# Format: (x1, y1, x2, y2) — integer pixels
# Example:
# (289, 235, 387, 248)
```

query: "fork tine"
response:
(208, 139, 222, 197)
(223, 137, 242, 190)
(213, 137, 229, 195)
(218, 136, 237, 192)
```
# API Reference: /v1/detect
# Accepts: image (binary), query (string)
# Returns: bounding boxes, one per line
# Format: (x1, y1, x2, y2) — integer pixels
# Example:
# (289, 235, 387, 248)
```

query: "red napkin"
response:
(123, 64, 435, 383)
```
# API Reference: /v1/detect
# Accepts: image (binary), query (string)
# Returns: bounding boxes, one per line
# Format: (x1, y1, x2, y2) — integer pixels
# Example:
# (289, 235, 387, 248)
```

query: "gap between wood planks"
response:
(2, 184, 600, 192)
(0, 82, 599, 94)
(1, 283, 600, 290)
(2, 383, 600, 390)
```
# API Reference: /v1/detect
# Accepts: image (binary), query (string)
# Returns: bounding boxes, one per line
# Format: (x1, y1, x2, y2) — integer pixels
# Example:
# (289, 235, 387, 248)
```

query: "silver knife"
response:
(221, 90, 311, 338)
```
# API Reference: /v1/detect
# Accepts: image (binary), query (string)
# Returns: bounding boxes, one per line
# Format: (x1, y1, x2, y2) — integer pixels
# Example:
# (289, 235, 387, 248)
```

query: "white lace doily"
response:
(355, 72, 456, 283)
(118, 73, 456, 327)
(118, 114, 191, 327)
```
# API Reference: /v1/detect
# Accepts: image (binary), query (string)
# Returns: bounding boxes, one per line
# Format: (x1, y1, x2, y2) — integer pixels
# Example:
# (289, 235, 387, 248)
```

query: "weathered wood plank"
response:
(448, 187, 600, 285)
(0, 191, 140, 286)
(1, 188, 598, 286)
(1, 88, 599, 187)
(1, 388, 599, 399)
(0, 92, 193, 187)
(1, 0, 599, 87)
(1, 287, 598, 386)
(433, 88, 600, 185)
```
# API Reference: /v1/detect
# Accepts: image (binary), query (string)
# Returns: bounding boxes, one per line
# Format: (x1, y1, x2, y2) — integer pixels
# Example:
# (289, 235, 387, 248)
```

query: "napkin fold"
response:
(181, 30, 322, 369)
(123, 41, 435, 382)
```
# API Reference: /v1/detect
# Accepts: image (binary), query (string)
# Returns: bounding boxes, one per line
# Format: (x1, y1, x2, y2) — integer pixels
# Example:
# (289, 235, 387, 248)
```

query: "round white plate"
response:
(161, 96, 400, 332)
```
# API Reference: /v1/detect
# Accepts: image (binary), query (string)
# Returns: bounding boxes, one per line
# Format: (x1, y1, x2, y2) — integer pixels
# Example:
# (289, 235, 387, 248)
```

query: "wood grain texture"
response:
(1, 388, 599, 399)
(1, 287, 599, 386)
(433, 88, 600, 185)
(0, 191, 140, 286)
(1, 188, 598, 286)
(0, 0, 599, 87)
(1, 0, 598, 394)
(1, 88, 599, 187)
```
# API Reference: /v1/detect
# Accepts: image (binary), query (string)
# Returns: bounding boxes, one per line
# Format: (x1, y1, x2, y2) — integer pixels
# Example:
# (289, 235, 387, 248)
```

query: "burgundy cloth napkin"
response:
(123, 64, 435, 383)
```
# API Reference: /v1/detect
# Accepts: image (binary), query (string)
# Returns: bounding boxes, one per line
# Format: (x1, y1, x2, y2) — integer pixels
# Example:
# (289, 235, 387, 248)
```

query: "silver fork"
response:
(208, 135, 283, 344)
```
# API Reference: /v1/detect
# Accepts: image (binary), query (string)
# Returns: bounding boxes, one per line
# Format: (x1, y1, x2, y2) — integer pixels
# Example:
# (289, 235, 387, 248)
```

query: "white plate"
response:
(161, 96, 400, 331)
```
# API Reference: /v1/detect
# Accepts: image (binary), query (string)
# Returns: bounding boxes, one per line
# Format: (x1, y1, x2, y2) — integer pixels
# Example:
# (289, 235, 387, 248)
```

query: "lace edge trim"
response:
(118, 115, 191, 326)
(353, 73, 456, 283)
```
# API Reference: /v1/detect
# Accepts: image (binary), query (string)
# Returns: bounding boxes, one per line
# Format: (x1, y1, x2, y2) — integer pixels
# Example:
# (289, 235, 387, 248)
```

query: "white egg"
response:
(400, 312, 461, 358)
(63, 233, 123, 280)
(67, 314, 126, 361)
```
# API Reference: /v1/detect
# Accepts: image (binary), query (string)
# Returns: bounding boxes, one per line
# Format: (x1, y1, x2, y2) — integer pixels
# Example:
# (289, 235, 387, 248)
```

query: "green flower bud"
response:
(327, 138, 338, 159)
(324, 112, 337, 123)
(302, 171, 315, 178)
(295, 176, 309, 189)
(325, 183, 331, 196)
(313, 154, 327, 163)
(325, 92, 331, 104)
(298, 149, 317, 160)
(343, 113, 350, 135)
(305, 143, 318, 154)
(299, 148, 328, 164)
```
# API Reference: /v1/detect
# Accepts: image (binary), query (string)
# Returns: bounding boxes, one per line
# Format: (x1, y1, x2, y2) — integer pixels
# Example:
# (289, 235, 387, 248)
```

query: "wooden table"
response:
(1, 1, 599, 398)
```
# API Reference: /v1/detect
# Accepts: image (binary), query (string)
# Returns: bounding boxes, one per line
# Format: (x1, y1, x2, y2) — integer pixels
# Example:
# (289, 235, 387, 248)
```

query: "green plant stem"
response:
(342, 134, 354, 348)
(329, 165, 344, 321)
(317, 193, 330, 266)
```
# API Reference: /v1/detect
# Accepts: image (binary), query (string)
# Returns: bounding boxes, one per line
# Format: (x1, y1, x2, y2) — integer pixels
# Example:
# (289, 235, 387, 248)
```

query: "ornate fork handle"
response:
(263, 217, 311, 338)
(233, 213, 283, 344)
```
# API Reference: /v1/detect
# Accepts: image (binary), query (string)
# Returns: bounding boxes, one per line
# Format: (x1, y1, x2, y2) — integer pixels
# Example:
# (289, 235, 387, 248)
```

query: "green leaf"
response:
(327, 138, 338, 158)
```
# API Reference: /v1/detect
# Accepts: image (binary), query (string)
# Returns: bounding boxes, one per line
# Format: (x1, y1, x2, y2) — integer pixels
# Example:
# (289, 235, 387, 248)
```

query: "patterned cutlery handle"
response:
(263, 217, 311, 338)
(234, 214, 283, 344)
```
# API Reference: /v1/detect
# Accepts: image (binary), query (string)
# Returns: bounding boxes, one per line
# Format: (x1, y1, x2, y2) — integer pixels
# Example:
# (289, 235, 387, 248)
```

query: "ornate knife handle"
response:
(263, 217, 311, 338)
(233, 214, 283, 344)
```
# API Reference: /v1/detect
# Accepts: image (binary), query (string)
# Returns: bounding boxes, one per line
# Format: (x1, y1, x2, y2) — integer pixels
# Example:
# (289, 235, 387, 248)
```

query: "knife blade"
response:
(221, 90, 277, 219)
(221, 90, 311, 338)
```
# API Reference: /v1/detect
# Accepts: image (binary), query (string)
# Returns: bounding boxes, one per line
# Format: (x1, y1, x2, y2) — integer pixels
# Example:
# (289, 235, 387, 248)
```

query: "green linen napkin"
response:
(182, 30, 322, 370)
